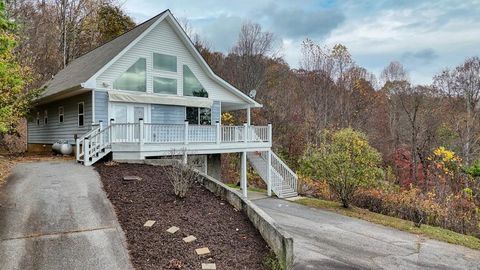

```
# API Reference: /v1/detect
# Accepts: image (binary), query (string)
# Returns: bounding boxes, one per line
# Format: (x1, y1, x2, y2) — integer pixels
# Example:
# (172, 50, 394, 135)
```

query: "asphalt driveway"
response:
(0, 160, 132, 270)
(254, 198, 480, 270)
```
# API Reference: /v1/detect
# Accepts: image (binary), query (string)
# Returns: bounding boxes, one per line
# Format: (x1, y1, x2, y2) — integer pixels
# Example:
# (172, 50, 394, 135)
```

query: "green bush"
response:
(299, 128, 384, 208)
(465, 160, 480, 177)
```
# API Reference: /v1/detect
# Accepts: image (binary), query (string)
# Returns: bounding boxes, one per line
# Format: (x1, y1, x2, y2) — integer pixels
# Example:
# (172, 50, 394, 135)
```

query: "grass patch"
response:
(296, 197, 480, 250)
(262, 251, 283, 270)
(226, 183, 267, 194)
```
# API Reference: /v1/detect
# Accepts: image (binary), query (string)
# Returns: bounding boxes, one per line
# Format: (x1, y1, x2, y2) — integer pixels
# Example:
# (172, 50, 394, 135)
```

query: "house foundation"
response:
(206, 154, 221, 180)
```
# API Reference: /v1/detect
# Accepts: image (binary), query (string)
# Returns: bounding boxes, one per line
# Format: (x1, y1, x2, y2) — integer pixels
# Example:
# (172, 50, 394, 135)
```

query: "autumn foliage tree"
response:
(0, 1, 41, 138)
(299, 129, 384, 208)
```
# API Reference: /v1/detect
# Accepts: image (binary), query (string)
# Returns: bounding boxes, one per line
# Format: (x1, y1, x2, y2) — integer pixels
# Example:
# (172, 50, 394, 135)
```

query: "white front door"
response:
(111, 103, 150, 123)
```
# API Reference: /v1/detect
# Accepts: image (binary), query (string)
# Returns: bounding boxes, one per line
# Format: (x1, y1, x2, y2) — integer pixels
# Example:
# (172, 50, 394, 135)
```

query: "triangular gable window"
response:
(113, 58, 146, 92)
(183, 65, 208, 97)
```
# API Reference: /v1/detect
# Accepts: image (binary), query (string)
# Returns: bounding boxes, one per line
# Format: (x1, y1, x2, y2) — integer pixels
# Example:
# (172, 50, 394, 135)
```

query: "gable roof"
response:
(41, 9, 261, 108)
(41, 10, 168, 98)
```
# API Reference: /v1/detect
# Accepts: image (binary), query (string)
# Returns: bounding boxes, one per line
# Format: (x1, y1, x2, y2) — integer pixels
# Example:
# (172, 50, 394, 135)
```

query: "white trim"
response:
(82, 11, 261, 108)
(219, 101, 222, 124)
(92, 90, 96, 123)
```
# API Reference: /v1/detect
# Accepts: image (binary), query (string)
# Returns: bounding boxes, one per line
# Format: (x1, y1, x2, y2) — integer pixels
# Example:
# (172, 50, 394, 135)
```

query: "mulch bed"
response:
(95, 163, 270, 270)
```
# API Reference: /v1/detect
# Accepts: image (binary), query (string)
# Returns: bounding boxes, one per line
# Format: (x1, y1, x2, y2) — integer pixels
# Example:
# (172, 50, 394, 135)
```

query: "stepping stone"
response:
(143, 220, 156, 227)
(166, 226, 180, 234)
(123, 176, 142, 181)
(202, 263, 216, 270)
(182, 235, 197, 243)
(195, 247, 210, 255)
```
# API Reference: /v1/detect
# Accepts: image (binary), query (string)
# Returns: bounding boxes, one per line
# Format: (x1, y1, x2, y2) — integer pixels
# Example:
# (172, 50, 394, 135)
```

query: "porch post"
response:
(110, 119, 115, 143)
(75, 138, 80, 161)
(241, 151, 247, 198)
(184, 120, 189, 145)
(243, 123, 248, 144)
(246, 106, 251, 125)
(268, 123, 272, 145)
(139, 118, 144, 146)
(84, 139, 90, 166)
(216, 121, 221, 145)
(99, 120, 103, 146)
(267, 150, 272, 196)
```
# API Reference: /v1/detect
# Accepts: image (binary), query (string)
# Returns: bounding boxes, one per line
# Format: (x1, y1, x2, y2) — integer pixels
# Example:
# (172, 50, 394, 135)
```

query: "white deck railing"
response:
(109, 121, 272, 145)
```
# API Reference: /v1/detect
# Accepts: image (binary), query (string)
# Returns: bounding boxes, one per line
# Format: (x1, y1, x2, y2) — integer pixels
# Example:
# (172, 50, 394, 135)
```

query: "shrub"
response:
(465, 160, 480, 177)
(352, 187, 480, 236)
(299, 128, 384, 208)
(166, 161, 199, 199)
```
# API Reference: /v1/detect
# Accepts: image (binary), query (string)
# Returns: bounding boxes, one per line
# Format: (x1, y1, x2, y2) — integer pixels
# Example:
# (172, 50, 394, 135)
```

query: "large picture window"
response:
(186, 107, 211, 125)
(153, 53, 177, 72)
(153, 77, 177, 94)
(183, 65, 208, 97)
(113, 58, 146, 92)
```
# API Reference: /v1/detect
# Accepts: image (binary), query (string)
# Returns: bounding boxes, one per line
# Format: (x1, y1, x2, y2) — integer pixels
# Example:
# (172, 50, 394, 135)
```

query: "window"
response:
(186, 107, 211, 125)
(153, 77, 177, 94)
(183, 65, 208, 97)
(36, 111, 40, 126)
(113, 58, 146, 92)
(44, 109, 48, 125)
(58, 106, 64, 123)
(153, 53, 177, 72)
(78, 102, 84, 127)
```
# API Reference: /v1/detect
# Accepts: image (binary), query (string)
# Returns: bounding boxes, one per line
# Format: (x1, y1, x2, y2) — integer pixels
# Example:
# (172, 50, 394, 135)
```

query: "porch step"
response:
(247, 151, 298, 199)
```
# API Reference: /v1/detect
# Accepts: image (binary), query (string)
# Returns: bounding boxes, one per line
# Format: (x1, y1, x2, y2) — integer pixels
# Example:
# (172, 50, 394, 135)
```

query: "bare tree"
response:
(230, 21, 277, 93)
(381, 61, 410, 152)
(433, 57, 480, 164)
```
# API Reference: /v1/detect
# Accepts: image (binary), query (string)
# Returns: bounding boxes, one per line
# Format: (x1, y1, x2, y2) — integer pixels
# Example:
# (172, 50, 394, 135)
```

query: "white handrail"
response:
(270, 151, 298, 179)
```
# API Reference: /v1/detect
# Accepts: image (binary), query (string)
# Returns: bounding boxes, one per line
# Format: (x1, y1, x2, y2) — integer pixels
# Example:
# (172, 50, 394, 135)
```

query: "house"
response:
(27, 10, 297, 198)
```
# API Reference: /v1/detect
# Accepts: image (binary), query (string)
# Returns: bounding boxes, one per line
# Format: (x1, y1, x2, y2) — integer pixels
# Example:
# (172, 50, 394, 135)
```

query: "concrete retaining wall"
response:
(197, 172, 294, 270)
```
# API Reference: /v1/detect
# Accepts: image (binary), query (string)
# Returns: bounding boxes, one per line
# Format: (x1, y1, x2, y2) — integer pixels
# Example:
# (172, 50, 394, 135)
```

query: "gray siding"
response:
(151, 105, 185, 124)
(94, 90, 108, 123)
(212, 101, 221, 123)
(27, 92, 92, 144)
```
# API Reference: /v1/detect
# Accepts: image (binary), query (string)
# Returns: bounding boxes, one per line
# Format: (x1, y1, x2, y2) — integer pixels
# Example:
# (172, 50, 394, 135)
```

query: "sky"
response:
(121, 0, 480, 84)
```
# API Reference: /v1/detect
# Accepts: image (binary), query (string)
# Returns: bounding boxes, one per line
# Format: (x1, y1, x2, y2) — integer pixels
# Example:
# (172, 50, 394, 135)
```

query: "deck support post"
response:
(241, 151, 247, 198)
(184, 120, 189, 145)
(247, 106, 251, 125)
(267, 150, 272, 196)
(139, 118, 144, 146)
(216, 121, 221, 145)
(182, 152, 188, 165)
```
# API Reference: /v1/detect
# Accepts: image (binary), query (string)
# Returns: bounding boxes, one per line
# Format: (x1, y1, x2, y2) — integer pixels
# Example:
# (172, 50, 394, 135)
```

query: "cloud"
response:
(191, 15, 243, 52)
(402, 48, 439, 64)
(255, 5, 346, 39)
(121, 0, 480, 85)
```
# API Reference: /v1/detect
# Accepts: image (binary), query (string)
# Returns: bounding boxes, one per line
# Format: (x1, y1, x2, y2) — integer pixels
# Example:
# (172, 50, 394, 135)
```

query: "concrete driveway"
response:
(0, 160, 132, 270)
(254, 198, 480, 270)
